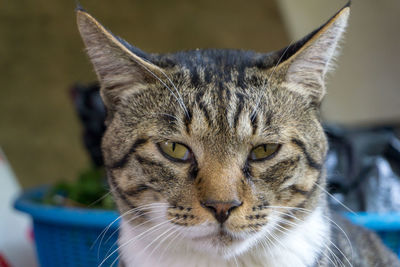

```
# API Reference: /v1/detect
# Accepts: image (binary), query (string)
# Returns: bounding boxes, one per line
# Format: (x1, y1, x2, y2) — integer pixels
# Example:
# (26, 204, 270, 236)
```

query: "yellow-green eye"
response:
(249, 144, 280, 161)
(158, 141, 191, 162)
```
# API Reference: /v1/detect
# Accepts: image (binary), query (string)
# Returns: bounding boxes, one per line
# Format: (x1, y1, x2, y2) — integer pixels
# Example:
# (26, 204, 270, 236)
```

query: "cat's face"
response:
(77, 5, 349, 258)
(102, 65, 326, 256)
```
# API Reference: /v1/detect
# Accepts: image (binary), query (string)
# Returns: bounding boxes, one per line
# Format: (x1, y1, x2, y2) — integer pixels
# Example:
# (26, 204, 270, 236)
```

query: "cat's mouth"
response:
(192, 228, 243, 244)
(189, 227, 252, 257)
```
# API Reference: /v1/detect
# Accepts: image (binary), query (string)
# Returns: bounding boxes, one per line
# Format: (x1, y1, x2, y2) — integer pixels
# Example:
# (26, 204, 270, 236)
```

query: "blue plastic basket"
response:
(345, 212, 400, 257)
(14, 187, 121, 267)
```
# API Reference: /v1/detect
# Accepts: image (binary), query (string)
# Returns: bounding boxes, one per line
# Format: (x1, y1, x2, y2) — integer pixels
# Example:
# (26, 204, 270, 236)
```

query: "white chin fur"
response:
(118, 206, 329, 267)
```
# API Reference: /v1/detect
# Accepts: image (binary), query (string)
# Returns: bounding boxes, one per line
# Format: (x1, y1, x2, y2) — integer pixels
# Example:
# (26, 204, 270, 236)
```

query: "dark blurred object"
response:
(70, 83, 106, 166)
(325, 124, 400, 213)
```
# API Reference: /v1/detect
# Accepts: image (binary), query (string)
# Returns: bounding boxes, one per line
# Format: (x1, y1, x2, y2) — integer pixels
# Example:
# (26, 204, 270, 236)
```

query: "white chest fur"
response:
(118, 207, 329, 267)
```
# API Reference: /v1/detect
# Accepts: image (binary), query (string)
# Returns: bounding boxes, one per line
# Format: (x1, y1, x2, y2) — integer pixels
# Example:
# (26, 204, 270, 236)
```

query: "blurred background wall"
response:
(0, 0, 398, 188)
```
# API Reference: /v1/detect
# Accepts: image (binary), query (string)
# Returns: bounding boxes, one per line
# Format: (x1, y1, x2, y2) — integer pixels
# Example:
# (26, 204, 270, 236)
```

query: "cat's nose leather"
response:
(201, 200, 242, 224)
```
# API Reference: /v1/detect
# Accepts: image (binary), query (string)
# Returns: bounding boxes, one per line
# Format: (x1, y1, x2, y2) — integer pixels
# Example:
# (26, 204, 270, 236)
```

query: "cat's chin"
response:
(183, 215, 281, 259)
(186, 227, 257, 259)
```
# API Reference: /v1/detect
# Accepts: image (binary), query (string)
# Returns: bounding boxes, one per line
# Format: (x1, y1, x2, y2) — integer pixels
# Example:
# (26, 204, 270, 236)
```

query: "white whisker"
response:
(313, 182, 356, 215)
(111, 218, 184, 267)
(93, 202, 169, 251)
(99, 219, 174, 267)
(138, 219, 184, 258)
(145, 226, 182, 264)
(94, 202, 169, 258)
(103, 213, 168, 260)
(268, 205, 354, 264)
(148, 112, 182, 124)
(131, 57, 189, 118)
(156, 67, 190, 118)
(275, 222, 346, 267)
(157, 229, 185, 266)
(104, 205, 168, 245)
(87, 191, 112, 208)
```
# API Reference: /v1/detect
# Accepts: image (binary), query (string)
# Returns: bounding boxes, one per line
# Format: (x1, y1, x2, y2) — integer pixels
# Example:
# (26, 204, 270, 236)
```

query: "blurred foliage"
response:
(42, 168, 115, 210)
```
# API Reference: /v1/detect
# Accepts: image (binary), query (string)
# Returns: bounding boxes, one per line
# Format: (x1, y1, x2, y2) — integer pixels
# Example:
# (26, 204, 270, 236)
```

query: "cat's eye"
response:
(249, 144, 280, 161)
(158, 141, 191, 162)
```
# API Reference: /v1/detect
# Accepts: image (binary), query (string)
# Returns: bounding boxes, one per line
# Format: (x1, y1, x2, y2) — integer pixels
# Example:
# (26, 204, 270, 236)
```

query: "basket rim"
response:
(344, 212, 400, 231)
(14, 186, 120, 229)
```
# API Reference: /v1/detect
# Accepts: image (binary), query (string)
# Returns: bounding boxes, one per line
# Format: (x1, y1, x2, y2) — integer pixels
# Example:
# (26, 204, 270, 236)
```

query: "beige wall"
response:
(277, 0, 400, 125)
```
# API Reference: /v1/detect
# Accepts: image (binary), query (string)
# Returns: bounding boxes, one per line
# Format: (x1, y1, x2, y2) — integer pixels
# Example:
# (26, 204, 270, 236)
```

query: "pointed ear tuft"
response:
(76, 10, 163, 108)
(274, 4, 350, 103)
(75, 1, 86, 12)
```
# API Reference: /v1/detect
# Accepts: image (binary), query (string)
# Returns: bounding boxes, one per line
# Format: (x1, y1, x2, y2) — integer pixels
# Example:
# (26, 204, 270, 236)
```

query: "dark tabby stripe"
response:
(198, 101, 211, 124)
(291, 138, 322, 170)
(224, 88, 232, 122)
(251, 114, 258, 135)
(184, 107, 193, 134)
(265, 110, 273, 126)
(160, 113, 178, 126)
(135, 155, 165, 168)
(217, 80, 224, 92)
(195, 89, 205, 104)
(288, 185, 308, 195)
(188, 161, 199, 180)
(233, 93, 245, 129)
(304, 172, 322, 197)
(204, 69, 212, 83)
(124, 184, 150, 196)
(260, 156, 300, 184)
(236, 65, 246, 88)
(124, 184, 162, 196)
(280, 175, 294, 185)
(104, 81, 131, 91)
(291, 172, 322, 209)
(242, 161, 252, 180)
(196, 90, 212, 125)
(190, 69, 201, 88)
(135, 155, 176, 182)
(225, 88, 232, 103)
(110, 138, 148, 169)
(277, 173, 323, 225)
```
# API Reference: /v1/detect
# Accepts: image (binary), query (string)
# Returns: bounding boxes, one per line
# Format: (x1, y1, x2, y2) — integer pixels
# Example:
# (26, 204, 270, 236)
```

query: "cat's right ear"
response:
(76, 9, 162, 108)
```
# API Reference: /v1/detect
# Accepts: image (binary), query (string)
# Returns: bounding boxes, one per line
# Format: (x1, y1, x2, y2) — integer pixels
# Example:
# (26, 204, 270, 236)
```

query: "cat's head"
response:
(77, 3, 349, 259)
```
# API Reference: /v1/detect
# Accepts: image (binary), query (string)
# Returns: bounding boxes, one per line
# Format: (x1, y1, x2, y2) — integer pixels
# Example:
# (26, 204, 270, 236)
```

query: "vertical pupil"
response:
(263, 145, 267, 152)
(172, 142, 176, 151)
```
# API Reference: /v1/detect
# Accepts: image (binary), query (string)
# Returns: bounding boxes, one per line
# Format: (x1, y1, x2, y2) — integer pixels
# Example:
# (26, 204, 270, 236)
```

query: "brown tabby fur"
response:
(77, 2, 400, 266)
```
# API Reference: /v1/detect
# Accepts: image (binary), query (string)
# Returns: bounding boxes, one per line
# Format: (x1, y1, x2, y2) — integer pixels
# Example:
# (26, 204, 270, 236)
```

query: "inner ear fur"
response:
(76, 9, 164, 108)
(270, 3, 350, 103)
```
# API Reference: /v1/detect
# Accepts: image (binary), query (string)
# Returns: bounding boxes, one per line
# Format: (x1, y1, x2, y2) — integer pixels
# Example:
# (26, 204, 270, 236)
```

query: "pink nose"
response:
(201, 200, 242, 224)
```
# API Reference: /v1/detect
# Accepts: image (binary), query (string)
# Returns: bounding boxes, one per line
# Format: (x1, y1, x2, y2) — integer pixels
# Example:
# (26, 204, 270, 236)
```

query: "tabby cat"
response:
(77, 2, 400, 266)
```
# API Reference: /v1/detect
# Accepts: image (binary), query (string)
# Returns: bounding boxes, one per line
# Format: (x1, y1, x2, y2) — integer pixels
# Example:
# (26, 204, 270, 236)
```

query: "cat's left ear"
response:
(272, 3, 350, 103)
